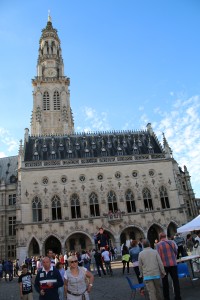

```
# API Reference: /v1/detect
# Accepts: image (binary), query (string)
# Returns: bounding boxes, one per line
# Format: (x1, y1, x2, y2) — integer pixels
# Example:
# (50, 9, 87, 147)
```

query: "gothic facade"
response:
(0, 17, 198, 262)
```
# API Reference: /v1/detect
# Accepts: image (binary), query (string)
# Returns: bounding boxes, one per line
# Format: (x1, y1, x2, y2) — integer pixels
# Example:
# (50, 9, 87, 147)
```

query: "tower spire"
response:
(162, 132, 172, 158)
(48, 10, 52, 22)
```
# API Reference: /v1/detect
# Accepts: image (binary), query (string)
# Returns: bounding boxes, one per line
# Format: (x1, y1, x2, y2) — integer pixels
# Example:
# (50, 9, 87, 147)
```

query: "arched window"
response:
(89, 192, 100, 217)
(71, 194, 81, 219)
(159, 186, 170, 209)
(53, 91, 60, 110)
(43, 91, 50, 110)
(143, 188, 153, 211)
(107, 190, 118, 212)
(51, 195, 62, 220)
(101, 148, 107, 157)
(133, 147, 139, 155)
(32, 196, 42, 222)
(125, 189, 136, 213)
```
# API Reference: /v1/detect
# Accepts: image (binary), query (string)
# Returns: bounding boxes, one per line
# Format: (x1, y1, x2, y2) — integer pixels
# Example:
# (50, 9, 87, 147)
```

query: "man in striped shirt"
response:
(156, 232, 182, 300)
(34, 257, 63, 300)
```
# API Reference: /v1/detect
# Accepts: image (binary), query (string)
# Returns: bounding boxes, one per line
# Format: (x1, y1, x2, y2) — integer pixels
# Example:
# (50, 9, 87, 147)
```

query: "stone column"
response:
(17, 246, 28, 265)
(114, 235, 121, 258)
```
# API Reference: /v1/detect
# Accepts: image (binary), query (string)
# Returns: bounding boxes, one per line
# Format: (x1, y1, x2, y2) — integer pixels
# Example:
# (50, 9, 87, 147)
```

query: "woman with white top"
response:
(64, 255, 94, 300)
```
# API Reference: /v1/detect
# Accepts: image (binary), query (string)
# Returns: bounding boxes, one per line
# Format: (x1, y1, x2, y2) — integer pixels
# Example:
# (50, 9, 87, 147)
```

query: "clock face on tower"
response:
(44, 68, 57, 77)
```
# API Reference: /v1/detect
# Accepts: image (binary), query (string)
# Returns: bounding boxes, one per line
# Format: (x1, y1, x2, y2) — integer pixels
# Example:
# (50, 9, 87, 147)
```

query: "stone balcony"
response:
(107, 211, 123, 225)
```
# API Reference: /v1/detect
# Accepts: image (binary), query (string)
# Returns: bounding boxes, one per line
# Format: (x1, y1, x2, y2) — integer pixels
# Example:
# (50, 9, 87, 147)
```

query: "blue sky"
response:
(0, 0, 200, 197)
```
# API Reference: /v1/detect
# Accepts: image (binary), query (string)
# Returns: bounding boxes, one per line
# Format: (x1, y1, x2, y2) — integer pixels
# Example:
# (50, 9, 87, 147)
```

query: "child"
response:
(18, 264, 33, 300)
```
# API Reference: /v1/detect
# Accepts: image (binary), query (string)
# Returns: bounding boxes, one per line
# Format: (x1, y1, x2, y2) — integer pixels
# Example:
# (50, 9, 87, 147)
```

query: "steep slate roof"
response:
(24, 130, 164, 162)
(0, 156, 18, 184)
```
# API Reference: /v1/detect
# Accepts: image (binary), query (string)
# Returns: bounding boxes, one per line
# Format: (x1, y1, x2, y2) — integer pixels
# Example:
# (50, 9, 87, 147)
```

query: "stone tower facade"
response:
(31, 14, 74, 136)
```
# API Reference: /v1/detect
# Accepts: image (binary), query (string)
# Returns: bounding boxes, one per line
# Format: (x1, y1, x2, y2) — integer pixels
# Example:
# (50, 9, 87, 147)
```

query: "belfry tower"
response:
(31, 14, 74, 136)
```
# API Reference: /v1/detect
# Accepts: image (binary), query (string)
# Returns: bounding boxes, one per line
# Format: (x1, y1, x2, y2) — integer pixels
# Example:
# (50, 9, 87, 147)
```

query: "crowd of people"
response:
(1, 229, 200, 300)
(0, 258, 19, 281)
(120, 231, 200, 300)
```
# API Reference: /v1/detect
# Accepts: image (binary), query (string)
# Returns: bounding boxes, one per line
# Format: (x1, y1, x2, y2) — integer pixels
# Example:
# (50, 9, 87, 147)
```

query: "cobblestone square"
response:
(1, 263, 200, 300)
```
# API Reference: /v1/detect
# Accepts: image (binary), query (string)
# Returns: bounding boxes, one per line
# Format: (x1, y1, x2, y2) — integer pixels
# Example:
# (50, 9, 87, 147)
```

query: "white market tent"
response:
(177, 215, 200, 233)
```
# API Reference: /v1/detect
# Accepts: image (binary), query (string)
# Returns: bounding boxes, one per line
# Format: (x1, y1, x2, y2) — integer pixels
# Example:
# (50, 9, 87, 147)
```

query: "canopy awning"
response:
(177, 215, 200, 233)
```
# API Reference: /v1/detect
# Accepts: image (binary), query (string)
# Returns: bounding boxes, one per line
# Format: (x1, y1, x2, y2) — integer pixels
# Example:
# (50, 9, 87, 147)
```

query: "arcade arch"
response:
(64, 230, 115, 252)
(65, 232, 93, 252)
(167, 222, 178, 238)
(120, 226, 144, 248)
(28, 237, 40, 257)
(43, 236, 62, 255)
(147, 224, 163, 248)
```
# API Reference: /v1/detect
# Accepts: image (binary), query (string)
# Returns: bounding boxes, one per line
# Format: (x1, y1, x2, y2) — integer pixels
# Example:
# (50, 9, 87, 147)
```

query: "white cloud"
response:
(153, 95, 200, 196)
(76, 106, 111, 132)
(139, 106, 144, 111)
(137, 94, 200, 196)
(0, 127, 18, 155)
(0, 152, 6, 158)
(84, 107, 96, 119)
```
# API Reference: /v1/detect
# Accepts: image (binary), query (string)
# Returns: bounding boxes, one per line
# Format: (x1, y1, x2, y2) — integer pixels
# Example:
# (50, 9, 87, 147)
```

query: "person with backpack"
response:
(81, 250, 91, 271)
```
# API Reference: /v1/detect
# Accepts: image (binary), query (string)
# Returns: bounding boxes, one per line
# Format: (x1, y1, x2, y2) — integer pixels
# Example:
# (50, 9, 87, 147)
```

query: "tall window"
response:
(159, 186, 170, 209)
(182, 181, 186, 190)
(107, 190, 118, 212)
(125, 189, 136, 213)
(32, 196, 42, 222)
(89, 192, 100, 217)
(186, 200, 192, 216)
(8, 216, 16, 236)
(8, 245, 16, 258)
(52, 195, 62, 220)
(71, 194, 81, 219)
(53, 91, 60, 110)
(9, 194, 16, 205)
(143, 188, 153, 211)
(43, 91, 50, 110)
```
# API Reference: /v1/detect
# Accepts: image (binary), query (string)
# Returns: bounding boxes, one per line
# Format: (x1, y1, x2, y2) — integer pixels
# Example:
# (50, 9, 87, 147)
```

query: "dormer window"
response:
(148, 147, 154, 154)
(107, 141, 112, 148)
(117, 147, 123, 156)
(138, 139, 142, 147)
(33, 151, 39, 160)
(133, 145, 139, 155)
(43, 145, 47, 152)
(101, 148, 107, 157)
(91, 141, 96, 149)
(59, 143, 64, 151)
(68, 152, 73, 159)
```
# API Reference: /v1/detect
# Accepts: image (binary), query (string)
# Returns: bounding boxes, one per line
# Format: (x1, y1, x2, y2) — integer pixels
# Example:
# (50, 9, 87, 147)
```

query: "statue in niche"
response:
(36, 106, 42, 122)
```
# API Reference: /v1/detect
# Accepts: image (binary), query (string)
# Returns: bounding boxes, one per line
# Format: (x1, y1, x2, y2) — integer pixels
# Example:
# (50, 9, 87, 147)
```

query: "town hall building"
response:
(0, 16, 198, 262)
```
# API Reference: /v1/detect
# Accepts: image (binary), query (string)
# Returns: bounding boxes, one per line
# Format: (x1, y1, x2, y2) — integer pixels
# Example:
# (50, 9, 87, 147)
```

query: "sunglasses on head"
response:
(70, 260, 78, 263)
